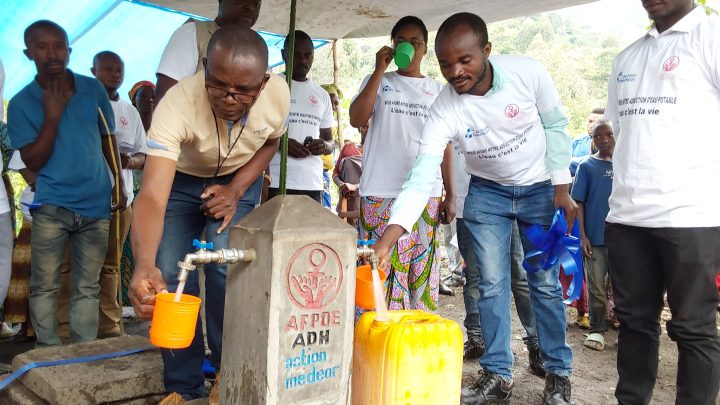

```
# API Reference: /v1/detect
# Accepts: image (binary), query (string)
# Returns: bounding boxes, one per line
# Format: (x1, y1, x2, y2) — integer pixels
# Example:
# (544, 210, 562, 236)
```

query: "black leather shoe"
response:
(523, 336, 546, 378)
(460, 371, 513, 404)
(463, 339, 485, 360)
(543, 374, 572, 405)
(439, 281, 455, 296)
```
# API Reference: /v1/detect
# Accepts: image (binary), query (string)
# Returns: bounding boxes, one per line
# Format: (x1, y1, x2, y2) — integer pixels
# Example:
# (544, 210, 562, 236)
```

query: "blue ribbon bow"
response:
(522, 208, 584, 304)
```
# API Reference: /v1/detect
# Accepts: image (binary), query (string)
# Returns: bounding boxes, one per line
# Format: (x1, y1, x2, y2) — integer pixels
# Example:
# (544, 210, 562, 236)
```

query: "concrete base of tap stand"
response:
(9, 335, 165, 404)
(0, 376, 47, 404)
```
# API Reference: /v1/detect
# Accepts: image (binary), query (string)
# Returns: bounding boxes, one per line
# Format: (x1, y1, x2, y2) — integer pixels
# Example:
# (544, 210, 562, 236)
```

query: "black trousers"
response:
(606, 223, 720, 405)
(268, 187, 322, 203)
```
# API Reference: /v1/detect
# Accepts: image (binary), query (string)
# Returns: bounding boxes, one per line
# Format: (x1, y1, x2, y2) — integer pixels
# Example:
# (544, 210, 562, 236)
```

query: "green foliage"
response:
(699, 0, 719, 15)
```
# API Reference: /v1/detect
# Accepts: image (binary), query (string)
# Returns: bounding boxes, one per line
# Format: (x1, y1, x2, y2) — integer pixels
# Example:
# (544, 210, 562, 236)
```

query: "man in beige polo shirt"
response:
(128, 26, 289, 404)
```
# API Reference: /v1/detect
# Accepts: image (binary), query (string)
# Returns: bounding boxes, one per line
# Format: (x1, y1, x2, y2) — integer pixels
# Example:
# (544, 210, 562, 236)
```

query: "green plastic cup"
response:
(394, 42, 415, 69)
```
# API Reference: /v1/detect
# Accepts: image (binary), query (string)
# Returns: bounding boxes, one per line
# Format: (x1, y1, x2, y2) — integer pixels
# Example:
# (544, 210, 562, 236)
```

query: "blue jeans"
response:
(30, 204, 109, 347)
(156, 172, 262, 398)
(458, 219, 538, 343)
(463, 177, 572, 379)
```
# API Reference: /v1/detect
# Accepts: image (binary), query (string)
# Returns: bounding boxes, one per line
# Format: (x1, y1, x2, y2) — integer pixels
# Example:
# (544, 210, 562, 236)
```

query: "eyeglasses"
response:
(205, 83, 259, 104)
(392, 39, 426, 49)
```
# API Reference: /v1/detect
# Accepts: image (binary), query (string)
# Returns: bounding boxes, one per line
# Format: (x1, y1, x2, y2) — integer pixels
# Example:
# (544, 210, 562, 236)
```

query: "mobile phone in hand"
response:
(304, 136, 314, 147)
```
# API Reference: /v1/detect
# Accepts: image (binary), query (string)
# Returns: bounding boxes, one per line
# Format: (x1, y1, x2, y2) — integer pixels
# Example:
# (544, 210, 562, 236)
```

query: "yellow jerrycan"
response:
(352, 310, 463, 405)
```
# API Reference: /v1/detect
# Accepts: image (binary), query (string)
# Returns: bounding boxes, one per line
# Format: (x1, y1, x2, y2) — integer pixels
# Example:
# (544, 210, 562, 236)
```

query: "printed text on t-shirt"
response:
(466, 124, 533, 160)
(289, 112, 322, 127)
(617, 96, 678, 118)
(383, 100, 430, 119)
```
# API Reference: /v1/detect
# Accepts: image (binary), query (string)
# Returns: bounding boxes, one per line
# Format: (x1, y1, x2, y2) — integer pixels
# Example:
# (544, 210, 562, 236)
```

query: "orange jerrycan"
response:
(352, 310, 463, 405)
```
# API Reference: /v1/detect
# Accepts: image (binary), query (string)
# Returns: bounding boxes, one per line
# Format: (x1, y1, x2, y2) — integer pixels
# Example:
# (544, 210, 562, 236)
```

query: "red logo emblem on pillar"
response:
(663, 56, 680, 72)
(286, 243, 343, 310)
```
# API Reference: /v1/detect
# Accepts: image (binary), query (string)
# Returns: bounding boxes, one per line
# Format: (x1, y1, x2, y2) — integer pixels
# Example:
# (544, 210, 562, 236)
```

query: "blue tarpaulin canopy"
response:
(0, 0, 327, 102)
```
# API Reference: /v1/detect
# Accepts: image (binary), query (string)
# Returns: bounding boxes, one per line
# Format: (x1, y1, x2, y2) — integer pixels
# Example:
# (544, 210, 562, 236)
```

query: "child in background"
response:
(571, 120, 615, 351)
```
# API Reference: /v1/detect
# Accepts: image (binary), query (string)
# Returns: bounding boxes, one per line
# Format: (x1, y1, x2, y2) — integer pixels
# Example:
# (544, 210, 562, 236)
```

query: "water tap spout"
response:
(176, 240, 256, 284)
(357, 240, 379, 272)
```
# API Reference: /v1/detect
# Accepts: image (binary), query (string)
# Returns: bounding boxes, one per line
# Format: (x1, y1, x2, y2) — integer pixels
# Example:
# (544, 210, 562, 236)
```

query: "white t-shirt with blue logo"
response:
(269, 77, 333, 191)
(387, 55, 572, 233)
(420, 55, 563, 186)
(111, 98, 147, 207)
(606, 6, 720, 227)
(355, 71, 444, 198)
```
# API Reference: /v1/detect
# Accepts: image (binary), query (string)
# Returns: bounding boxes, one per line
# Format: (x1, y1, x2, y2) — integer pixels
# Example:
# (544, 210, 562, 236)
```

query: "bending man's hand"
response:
(128, 265, 167, 320)
(201, 183, 243, 234)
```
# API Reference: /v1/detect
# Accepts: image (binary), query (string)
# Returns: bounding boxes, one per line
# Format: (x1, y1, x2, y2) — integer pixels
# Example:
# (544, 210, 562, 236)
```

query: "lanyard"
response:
(212, 112, 248, 181)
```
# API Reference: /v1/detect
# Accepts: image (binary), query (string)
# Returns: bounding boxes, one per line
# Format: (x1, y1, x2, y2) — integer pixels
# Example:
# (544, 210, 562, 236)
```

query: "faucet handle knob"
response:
(192, 239, 214, 250)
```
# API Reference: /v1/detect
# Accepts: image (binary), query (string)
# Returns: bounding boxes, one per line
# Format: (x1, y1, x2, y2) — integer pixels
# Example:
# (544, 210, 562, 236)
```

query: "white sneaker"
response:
(0, 323, 17, 339)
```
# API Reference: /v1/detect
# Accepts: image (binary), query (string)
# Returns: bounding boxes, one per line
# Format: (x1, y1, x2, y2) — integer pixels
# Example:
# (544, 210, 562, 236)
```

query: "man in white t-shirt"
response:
(155, 0, 262, 101)
(268, 30, 333, 202)
(605, 1, 720, 403)
(373, 13, 576, 405)
(91, 51, 147, 337)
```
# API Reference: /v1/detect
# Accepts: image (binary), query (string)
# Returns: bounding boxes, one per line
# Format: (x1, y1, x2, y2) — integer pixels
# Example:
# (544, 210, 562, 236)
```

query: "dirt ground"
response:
(435, 286, 720, 405)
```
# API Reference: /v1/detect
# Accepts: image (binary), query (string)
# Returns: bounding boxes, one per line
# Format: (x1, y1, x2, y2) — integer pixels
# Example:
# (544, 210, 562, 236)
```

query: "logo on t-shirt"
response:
(120, 116, 128, 126)
(253, 127, 269, 136)
(663, 56, 680, 72)
(382, 85, 395, 92)
(309, 95, 319, 105)
(505, 104, 520, 119)
(616, 72, 637, 83)
(422, 89, 435, 97)
(465, 127, 489, 139)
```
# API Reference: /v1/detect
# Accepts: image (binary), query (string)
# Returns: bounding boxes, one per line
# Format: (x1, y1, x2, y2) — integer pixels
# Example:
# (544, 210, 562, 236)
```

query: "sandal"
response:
(584, 333, 605, 351)
(575, 314, 590, 329)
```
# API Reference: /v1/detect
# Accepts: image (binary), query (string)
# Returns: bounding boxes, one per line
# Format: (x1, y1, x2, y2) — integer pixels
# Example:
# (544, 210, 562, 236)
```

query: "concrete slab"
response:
(11, 335, 165, 404)
(0, 376, 47, 405)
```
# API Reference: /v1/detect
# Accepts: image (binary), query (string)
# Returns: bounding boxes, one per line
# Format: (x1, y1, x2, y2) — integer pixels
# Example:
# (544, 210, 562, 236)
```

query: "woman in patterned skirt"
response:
(349, 16, 454, 315)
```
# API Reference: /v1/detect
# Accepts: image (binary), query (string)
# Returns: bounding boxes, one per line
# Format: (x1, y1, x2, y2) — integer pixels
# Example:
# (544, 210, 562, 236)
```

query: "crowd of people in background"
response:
(0, 0, 718, 405)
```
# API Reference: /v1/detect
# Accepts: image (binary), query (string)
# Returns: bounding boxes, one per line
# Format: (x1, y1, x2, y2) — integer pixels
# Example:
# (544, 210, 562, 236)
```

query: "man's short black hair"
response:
(93, 51, 122, 67)
(591, 107, 605, 115)
(437, 12, 489, 46)
(24, 20, 68, 47)
(391, 16, 428, 44)
(207, 25, 269, 70)
(283, 30, 313, 50)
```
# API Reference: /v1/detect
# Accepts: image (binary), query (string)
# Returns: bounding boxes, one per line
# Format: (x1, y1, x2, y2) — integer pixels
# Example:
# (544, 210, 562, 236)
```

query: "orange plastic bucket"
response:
(149, 292, 201, 349)
(355, 264, 387, 309)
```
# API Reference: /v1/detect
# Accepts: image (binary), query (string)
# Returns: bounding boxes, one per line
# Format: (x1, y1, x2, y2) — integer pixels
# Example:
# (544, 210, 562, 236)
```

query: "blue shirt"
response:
(569, 134, 592, 176)
(7, 71, 114, 219)
(571, 156, 613, 245)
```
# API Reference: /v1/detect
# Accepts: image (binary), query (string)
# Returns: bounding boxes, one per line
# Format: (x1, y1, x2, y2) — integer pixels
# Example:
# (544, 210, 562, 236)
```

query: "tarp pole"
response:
(279, 0, 297, 194)
(332, 39, 344, 145)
